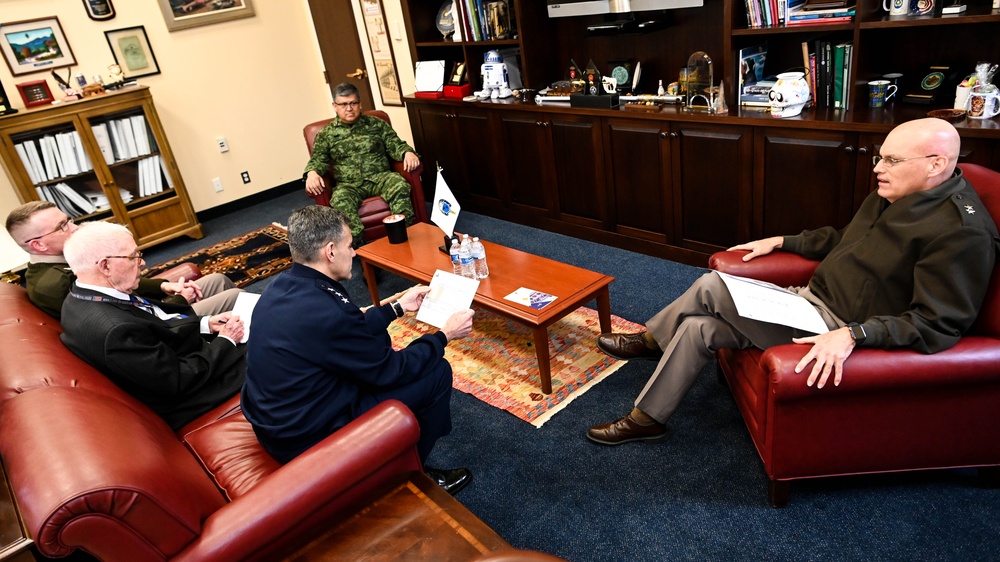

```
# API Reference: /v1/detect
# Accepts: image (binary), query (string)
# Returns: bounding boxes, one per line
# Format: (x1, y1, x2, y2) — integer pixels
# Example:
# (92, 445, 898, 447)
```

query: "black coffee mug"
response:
(383, 214, 408, 244)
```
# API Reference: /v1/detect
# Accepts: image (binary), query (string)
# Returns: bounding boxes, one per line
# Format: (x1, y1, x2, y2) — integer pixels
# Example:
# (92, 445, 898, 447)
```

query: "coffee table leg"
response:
(596, 287, 612, 333)
(361, 260, 381, 305)
(532, 328, 552, 394)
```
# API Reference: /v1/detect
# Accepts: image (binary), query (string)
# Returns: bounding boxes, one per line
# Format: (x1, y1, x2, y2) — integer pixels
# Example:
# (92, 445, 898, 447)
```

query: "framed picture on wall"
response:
(157, 0, 255, 32)
(359, 0, 403, 106)
(0, 16, 76, 77)
(105, 26, 160, 79)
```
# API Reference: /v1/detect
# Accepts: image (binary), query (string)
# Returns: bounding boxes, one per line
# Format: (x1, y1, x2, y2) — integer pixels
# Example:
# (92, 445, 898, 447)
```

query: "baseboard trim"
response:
(196, 180, 302, 222)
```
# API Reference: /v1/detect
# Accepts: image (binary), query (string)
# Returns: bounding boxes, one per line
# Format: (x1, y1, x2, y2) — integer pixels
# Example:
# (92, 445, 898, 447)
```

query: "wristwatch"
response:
(846, 322, 867, 344)
(391, 301, 405, 318)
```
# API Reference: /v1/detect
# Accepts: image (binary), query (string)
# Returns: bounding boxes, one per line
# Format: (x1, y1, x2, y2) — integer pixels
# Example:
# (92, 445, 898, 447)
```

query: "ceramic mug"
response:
(883, 0, 908, 14)
(968, 90, 1000, 119)
(868, 80, 898, 108)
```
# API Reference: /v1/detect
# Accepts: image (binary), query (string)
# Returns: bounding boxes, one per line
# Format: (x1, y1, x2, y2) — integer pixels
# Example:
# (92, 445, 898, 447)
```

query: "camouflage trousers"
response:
(330, 171, 415, 239)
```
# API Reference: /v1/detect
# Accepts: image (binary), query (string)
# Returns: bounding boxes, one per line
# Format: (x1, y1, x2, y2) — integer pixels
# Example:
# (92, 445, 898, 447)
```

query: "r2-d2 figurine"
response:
(475, 50, 512, 100)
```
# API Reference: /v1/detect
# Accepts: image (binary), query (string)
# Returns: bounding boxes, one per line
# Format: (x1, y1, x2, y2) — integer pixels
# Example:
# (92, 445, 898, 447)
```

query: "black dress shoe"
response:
(587, 414, 669, 445)
(425, 467, 472, 496)
(597, 332, 663, 361)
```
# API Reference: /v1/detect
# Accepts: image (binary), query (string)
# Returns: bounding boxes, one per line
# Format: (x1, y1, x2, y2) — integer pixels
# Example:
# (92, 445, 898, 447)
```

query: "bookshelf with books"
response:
(400, 0, 557, 92)
(725, 0, 1000, 118)
(0, 86, 202, 248)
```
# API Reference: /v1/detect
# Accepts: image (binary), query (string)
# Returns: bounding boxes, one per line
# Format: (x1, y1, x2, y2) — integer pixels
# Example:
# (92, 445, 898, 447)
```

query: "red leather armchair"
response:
(303, 110, 429, 243)
(709, 163, 1000, 507)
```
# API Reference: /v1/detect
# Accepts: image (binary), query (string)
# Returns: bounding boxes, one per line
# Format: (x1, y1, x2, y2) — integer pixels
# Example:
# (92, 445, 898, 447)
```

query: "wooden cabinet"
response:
(0, 87, 202, 248)
(497, 110, 606, 227)
(408, 103, 500, 206)
(753, 127, 863, 238)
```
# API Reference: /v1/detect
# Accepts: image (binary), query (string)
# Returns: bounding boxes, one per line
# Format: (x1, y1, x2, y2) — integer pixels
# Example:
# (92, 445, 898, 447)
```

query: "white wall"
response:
(0, 0, 417, 272)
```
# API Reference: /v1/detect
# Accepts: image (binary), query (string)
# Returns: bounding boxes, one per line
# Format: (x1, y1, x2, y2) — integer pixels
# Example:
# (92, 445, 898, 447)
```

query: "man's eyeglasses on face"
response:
(102, 250, 143, 264)
(22, 218, 73, 244)
(872, 154, 939, 168)
(334, 101, 361, 108)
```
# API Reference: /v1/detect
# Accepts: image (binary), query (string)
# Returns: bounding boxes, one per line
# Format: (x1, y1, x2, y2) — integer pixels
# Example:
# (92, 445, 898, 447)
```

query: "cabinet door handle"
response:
(659, 132, 668, 138)
(858, 147, 868, 155)
(844, 146, 855, 154)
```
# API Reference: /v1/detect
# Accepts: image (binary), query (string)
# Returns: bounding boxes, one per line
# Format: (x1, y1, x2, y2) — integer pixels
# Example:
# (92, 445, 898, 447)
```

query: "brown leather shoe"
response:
(587, 414, 669, 445)
(597, 332, 662, 361)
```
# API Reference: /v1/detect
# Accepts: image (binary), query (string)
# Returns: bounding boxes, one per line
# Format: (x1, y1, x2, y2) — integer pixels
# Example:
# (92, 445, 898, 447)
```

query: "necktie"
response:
(129, 294, 156, 316)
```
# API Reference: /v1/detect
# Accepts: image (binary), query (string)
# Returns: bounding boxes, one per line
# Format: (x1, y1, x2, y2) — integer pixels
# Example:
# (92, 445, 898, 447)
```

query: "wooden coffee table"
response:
(357, 222, 614, 394)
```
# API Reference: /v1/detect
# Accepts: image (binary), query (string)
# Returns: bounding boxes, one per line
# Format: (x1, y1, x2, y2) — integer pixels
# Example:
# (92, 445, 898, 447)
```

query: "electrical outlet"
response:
(212, 177, 223, 192)
(216, 137, 229, 153)
(241, 171, 251, 184)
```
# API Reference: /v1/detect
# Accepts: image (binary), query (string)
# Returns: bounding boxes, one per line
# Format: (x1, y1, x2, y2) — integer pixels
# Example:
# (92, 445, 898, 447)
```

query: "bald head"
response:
(873, 118, 963, 203)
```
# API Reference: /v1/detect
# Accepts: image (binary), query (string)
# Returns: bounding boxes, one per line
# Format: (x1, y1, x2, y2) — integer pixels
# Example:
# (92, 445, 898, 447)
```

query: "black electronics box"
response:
(570, 93, 620, 109)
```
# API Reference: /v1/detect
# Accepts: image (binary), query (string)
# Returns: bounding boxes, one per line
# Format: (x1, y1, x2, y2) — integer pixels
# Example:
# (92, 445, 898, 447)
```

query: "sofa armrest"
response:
(709, 250, 819, 288)
(391, 160, 428, 223)
(152, 262, 202, 283)
(758, 337, 1000, 401)
(172, 400, 422, 562)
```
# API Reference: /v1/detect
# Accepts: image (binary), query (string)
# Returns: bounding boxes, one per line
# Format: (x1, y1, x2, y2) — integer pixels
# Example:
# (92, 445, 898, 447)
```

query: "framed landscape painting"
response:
(157, 0, 256, 32)
(0, 17, 76, 77)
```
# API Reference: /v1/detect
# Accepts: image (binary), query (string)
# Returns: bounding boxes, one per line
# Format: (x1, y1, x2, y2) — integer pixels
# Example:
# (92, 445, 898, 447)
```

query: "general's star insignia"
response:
(341, 297, 350, 303)
(965, 205, 976, 215)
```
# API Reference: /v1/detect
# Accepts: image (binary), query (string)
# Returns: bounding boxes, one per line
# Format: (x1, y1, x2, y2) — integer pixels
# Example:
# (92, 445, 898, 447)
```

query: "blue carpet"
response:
(143, 190, 1000, 562)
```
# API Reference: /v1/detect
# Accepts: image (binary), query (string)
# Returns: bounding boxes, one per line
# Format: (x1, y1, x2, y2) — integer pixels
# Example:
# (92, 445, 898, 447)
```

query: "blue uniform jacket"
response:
(241, 263, 448, 459)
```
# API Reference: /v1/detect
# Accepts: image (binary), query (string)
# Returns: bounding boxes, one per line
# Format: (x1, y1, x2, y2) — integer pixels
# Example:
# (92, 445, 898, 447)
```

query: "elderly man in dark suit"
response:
(60, 221, 247, 430)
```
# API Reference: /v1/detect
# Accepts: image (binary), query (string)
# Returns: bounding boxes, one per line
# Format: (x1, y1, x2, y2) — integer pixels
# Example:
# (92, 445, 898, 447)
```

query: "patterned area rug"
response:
(388, 306, 644, 427)
(143, 224, 291, 288)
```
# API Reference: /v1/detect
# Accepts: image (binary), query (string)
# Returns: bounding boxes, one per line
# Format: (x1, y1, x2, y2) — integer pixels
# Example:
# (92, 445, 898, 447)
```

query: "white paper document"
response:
(416, 270, 479, 329)
(230, 292, 261, 343)
(715, 271, 829, 335)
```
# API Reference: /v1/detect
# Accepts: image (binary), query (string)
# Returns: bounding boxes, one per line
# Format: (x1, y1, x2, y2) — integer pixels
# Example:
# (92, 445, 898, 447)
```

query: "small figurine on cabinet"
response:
(475, 50, 513, 100)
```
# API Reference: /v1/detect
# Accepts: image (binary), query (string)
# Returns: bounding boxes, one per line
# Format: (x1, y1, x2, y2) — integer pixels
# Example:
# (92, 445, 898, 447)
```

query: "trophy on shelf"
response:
(436, 1, 457, 41)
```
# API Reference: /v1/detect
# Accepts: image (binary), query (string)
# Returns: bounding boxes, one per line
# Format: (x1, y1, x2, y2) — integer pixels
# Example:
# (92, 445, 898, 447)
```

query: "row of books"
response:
(805, 39, 854, 110)
(14, 133, 93, 186)
(135, 155, 173, 198)
(454, 0, 515, 42)
(33, 183, 131, 218)
(91, 114, 158, 166)
(744, 0, 854, 28)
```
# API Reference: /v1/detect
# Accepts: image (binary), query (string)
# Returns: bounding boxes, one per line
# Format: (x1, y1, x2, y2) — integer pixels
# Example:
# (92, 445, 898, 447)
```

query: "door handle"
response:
(347, 68, 367, 79)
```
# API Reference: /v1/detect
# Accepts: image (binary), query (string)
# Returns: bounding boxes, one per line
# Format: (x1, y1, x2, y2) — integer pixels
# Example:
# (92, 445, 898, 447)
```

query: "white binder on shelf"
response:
(91, 123, 116, 166)
(15, 144, 40, 184)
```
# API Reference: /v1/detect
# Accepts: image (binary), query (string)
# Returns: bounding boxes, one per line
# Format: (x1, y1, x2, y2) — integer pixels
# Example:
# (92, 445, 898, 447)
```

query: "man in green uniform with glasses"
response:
(304, 82, 420, 247)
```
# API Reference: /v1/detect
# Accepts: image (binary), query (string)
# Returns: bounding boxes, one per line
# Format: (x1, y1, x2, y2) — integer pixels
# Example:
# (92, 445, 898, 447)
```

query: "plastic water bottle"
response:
(471, 237, 489, 279)
(450, 238, 462, 276)
(458, 236, 475, 279)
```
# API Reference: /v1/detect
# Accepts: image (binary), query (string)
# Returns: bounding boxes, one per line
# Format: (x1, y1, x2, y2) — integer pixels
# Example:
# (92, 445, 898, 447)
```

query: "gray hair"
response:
(64, 222, 133, 278)
(332, 82, 360, 100)
(287, 206, 350, 263)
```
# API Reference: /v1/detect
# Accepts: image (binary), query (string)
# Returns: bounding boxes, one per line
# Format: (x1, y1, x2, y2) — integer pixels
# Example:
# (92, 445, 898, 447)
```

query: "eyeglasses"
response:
(22, 218, 73, 244)
(334, 100, 361, 108)
(102, 250, 143, 263)
(872, 154, 939, 168)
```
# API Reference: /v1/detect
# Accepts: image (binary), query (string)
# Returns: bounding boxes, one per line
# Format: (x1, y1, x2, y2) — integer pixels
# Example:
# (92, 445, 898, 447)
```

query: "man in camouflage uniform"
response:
(304, 83, 420, 247)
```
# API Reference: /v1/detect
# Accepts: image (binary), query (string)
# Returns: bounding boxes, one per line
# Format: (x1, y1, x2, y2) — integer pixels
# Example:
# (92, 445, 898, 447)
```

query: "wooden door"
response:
(307, 0, 376, 108)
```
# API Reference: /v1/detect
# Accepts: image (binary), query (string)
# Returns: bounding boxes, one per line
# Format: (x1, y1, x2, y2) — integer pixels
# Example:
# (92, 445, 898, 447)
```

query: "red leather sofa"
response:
(303, 110, 429, 243)
(709, 163, 1000, 507)
(0, 280, 424, 560)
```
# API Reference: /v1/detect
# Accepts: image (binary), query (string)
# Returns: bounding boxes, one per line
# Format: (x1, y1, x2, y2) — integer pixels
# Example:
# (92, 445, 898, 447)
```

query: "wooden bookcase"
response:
(0, 86, 203, 248)
(400, 0, 558, 91)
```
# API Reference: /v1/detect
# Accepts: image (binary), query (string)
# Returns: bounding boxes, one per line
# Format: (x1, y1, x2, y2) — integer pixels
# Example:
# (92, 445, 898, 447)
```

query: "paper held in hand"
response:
(715, 271, 829, 335)
(416, 269, 479, 329)
(230, 292, 261, 343)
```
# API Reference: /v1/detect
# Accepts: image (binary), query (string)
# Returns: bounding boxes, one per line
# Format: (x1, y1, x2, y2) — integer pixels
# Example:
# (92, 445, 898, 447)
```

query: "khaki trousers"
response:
(636, 272, 843, 424)
(190, 273, 242, 316)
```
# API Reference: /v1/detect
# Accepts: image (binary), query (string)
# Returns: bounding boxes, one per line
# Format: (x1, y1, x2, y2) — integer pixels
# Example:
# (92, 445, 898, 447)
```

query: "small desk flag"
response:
(431, 164, 460, 237)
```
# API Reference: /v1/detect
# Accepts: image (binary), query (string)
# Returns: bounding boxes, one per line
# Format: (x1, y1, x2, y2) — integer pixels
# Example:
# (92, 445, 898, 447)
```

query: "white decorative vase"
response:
(768, 71, 810, 118)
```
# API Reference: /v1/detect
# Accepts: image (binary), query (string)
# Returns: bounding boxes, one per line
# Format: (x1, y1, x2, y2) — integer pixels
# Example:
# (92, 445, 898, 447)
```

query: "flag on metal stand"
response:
(430, 163, 461, 238)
